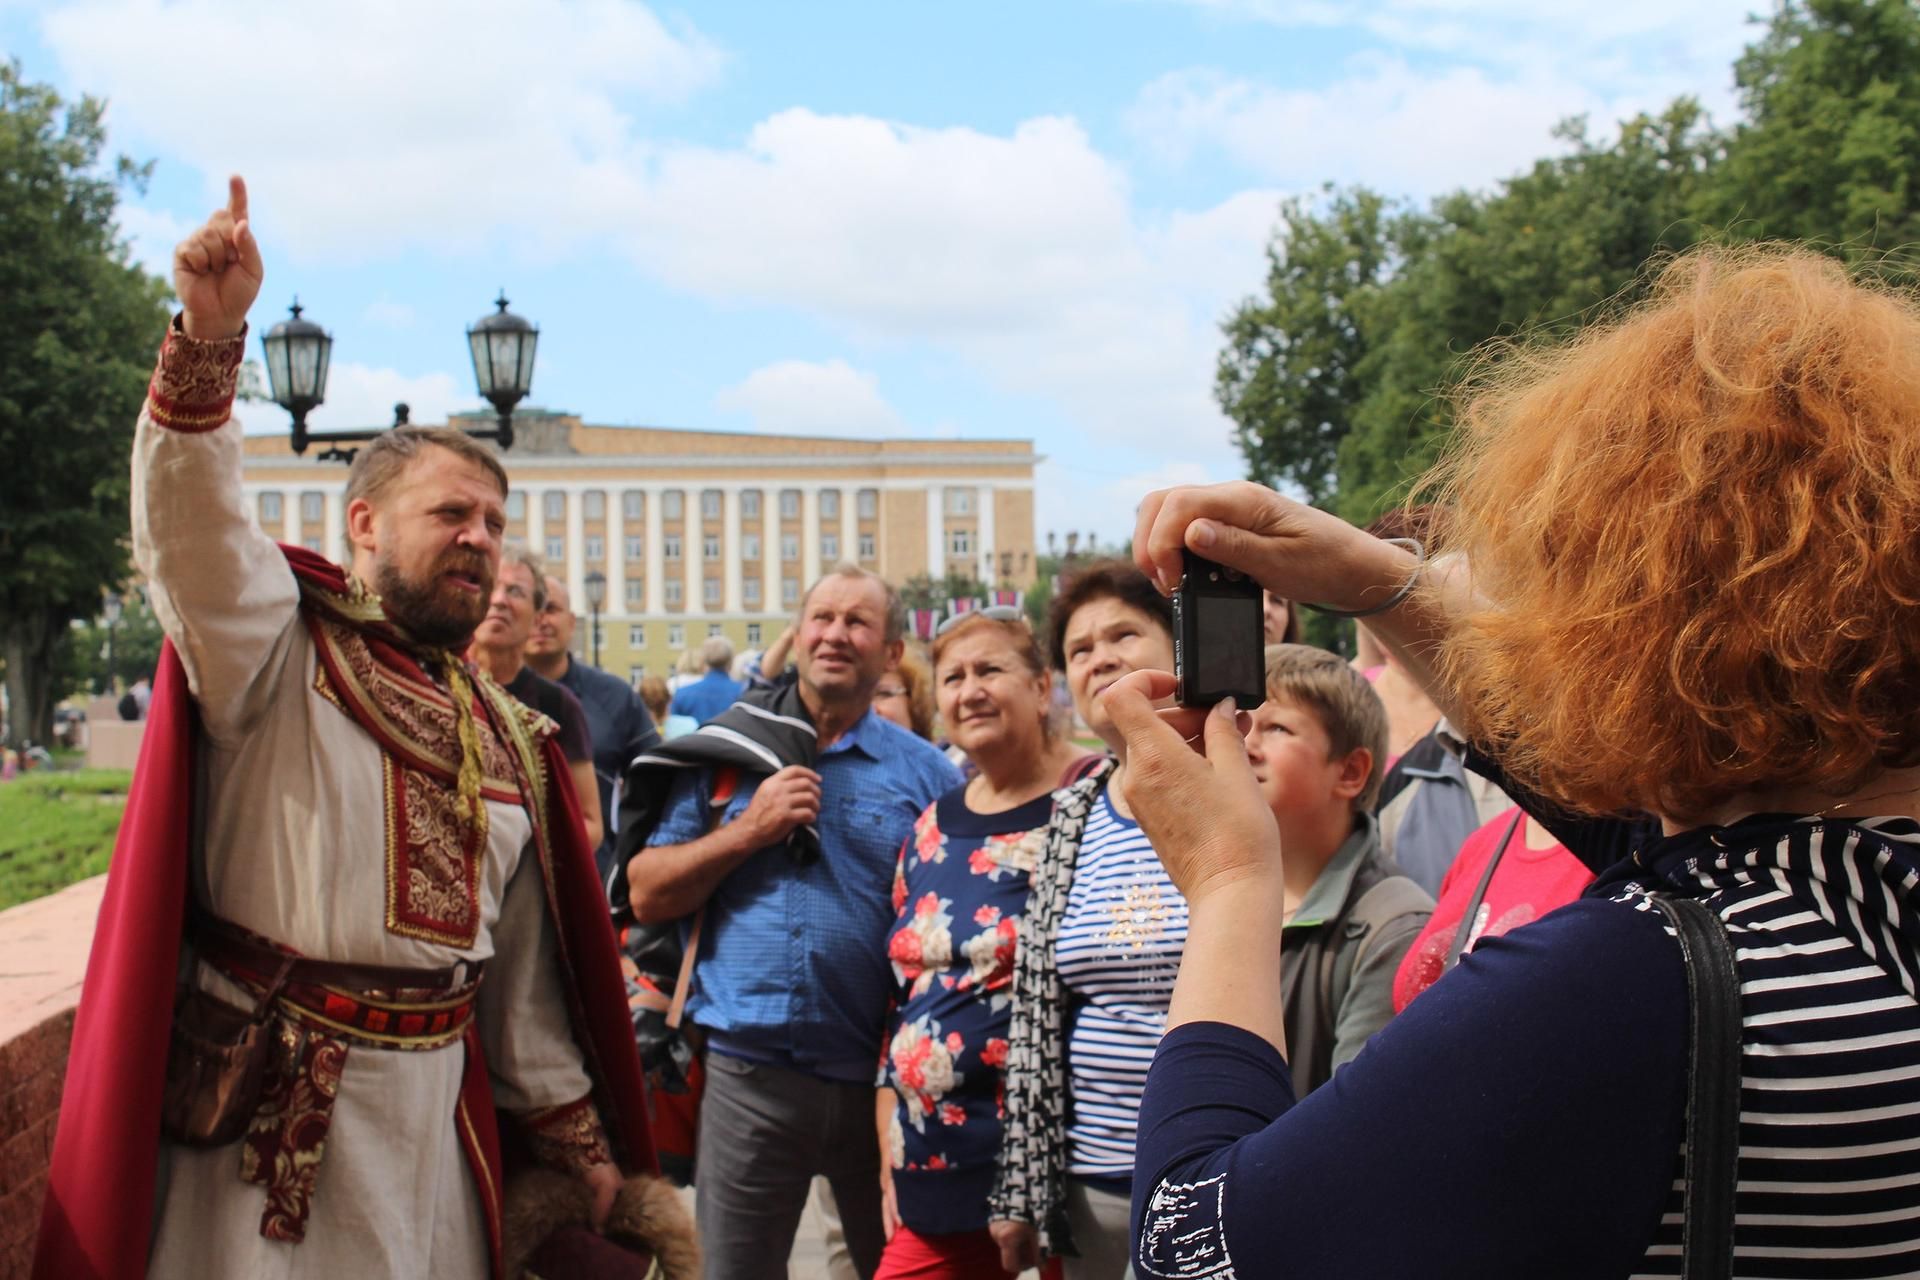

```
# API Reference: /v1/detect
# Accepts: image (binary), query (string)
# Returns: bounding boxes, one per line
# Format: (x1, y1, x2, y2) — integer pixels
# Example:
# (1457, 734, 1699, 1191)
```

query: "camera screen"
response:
(1196, 592, 1263, 694)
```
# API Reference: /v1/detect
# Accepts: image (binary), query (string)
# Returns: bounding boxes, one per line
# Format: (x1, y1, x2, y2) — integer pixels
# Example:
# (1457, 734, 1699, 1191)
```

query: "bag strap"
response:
(665, 766, 740, 1031)
(1443, 810, 1524, 972)
(1651, 894, 1741, 1280)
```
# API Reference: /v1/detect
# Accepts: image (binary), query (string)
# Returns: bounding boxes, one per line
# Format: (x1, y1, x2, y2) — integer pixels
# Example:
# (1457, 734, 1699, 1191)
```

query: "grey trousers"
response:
(695, 1052, 886, 1280)
(1062, 1180, 1137, 1280)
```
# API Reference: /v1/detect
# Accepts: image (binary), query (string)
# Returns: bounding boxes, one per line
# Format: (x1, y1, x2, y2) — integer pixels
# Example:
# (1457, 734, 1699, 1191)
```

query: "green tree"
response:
(1703, 0, 1920, 254)
(0, 61, 172, 747)
(53, 591, 165, 699)
(898, 571, 987, 618)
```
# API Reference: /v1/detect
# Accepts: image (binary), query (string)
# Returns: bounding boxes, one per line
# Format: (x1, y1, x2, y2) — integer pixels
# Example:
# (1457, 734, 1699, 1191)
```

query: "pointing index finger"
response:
(228, 175, 249, 225)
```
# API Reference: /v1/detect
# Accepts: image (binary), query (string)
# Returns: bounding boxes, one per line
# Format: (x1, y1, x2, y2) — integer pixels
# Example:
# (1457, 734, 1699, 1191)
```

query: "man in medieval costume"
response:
(33, 177, 666, 1279)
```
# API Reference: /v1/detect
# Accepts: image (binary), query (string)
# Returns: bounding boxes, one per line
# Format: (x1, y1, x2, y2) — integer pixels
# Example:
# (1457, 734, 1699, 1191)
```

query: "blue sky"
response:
(3, 0, 1760, 539)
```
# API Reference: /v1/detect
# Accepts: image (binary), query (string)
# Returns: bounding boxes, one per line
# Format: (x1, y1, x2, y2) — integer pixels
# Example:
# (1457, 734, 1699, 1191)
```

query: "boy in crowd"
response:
(1244, 644, 1433, 1097)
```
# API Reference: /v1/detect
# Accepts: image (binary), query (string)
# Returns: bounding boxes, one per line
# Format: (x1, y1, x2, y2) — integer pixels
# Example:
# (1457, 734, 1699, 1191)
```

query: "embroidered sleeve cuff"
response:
(148, 314, 246, 433)
(521, 1095, 614, 1174)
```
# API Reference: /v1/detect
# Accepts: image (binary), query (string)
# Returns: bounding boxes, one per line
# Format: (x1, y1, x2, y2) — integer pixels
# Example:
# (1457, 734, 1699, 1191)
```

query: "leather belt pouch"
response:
(160, 956, 293, 1148)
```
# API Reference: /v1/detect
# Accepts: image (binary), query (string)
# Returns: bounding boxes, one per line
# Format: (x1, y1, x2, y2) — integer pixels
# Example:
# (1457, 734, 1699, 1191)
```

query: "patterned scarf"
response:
(988, 756, 1116, 1256)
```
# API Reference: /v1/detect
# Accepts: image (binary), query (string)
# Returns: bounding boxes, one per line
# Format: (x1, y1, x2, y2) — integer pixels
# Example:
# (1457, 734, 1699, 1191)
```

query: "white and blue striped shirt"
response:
(1057, 791, 1189, 1180)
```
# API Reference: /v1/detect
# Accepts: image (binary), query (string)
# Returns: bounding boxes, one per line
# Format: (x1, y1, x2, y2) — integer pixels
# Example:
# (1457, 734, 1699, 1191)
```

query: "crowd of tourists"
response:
(30, 178, 1920, 1280)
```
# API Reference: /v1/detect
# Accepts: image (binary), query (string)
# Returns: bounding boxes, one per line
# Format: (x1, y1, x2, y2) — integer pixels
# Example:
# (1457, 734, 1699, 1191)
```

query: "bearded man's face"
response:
(366, 447, 505, 648)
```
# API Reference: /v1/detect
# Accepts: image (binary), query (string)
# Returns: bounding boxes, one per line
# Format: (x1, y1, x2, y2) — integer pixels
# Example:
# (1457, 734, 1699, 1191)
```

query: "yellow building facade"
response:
(239, 410, 1039, 680)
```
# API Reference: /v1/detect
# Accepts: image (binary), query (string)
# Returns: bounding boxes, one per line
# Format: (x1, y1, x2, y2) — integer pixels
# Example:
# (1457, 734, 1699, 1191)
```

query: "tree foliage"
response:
(0, 61, 172, 746)
(1222, 2, 1920, 529)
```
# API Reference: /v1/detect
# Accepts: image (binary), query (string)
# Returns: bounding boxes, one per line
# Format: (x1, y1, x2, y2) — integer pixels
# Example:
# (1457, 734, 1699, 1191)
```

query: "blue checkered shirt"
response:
(644, 709, 962, 1082)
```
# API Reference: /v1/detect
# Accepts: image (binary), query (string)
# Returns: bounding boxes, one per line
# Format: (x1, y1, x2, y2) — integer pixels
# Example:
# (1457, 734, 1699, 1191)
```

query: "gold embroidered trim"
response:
(146, 319, 245, 433)
(522, 1096, 613, 1175)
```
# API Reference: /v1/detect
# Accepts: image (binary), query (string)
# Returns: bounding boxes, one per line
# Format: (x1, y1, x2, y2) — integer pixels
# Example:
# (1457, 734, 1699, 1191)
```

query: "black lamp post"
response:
(583, 570, 607, 669)
(467, 291, 539, 452)
(262, 299, 334, 455)
(101, 591, 122, 696)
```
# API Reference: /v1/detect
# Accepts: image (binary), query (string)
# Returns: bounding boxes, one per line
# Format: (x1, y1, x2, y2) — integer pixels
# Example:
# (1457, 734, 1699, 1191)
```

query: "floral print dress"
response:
(883, 786, 1053, 1236)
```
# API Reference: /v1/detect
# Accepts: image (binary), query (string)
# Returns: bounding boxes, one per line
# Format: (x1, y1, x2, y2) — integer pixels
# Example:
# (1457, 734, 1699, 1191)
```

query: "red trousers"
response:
(876, 1224, 1026, 1280)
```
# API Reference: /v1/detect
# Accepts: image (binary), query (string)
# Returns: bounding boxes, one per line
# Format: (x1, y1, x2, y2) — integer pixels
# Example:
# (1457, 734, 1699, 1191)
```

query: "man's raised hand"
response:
(174, 175, 264, 341)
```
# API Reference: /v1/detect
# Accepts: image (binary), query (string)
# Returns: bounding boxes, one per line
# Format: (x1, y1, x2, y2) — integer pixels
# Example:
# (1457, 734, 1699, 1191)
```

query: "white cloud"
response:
(238, 362, 475, 435)
(362, 298, 416, 329)
(112, 202, 190, 279)
(42, 0, 725, 262)
(713, 359, 909, 438)
(1036, 458, 1231, 547)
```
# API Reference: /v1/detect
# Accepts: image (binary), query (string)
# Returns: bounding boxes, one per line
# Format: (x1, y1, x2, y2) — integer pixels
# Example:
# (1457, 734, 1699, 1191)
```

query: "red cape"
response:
(34, 551, 654, 1280)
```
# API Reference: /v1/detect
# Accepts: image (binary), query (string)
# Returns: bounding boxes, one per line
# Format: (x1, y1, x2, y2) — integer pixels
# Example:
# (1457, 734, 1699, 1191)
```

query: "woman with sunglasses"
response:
(875, 609, 1086, 1279)
(982, 562, 1189, 1277)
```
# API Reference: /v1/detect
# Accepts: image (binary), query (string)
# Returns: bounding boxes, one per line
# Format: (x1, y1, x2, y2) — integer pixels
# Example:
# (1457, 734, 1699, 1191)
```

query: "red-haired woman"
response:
(1113, 249, 1920, 1276)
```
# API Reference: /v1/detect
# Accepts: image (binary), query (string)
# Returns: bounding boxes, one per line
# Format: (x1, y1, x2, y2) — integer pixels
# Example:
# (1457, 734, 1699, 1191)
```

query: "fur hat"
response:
(502, 1167, 699, 1280)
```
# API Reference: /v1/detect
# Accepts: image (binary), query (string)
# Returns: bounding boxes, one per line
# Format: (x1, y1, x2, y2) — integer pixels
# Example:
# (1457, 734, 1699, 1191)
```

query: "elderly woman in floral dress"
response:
(876, 611, 1087, 1280)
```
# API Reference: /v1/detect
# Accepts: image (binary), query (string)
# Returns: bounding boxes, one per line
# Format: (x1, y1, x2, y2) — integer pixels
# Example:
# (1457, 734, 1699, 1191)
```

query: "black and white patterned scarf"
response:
(987, 756, 1117, 1256)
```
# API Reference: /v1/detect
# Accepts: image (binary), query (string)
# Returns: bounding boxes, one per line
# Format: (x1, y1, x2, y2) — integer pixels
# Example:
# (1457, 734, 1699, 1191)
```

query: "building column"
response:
(977, 484, 995, 584)
(762, 494, 780, 616)
(606, 494, 626, 619)
(925, 488, 944, 580)
(840, 491, 858, 570)
(801, 490, 822, 590)
(645, 487, 665, 615)
(524, 486, 545, 559)
(682, 499, 701, 620)
(723, 487, 743, 614)
(282, 494, 301, 546)
(323, 488, 345, 567)
(564, 486, 586, 615)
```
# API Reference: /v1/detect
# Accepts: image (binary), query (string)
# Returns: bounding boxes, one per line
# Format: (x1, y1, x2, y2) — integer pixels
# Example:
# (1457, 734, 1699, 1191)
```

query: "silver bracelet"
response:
(1302, 538, 1425, 619)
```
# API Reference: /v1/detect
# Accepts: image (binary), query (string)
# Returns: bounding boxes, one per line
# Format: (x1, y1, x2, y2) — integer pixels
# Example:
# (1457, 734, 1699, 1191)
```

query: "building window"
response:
(782, 577, 799, 606)
(858, 532, 876, 560)
(665, 579, 683, 607)
(703, 578, 721, 606)
(701, 489, 722, 519)
(585, 536, 604, 561)
(946, 487, 973, 516)
(821, 534, 839, 561)
(779, 489, 800, 519)
(625, 580, 645, 606)
(662, 490, 683, 521)
(545, 491, 566, 521)
(625, 535, 644, 561)
(744, 578, 762, 607)
(623, 490, 644, 520)
(545, 536, 565, 562)
(741, 489, 762, 520)
(781, 534, 799, 562)
(950, 528, 973, 557)
(259, 491, 283, 523)
(668, 624, 685, 650)
(629, 666, 645, 684)
(747, 622, 763, 646)
(664, 534, 682, 561)
(708, 623, 724, 638)
(584, 490, 605, 520)
(742, 534, 761, 561)
(703, 535, 721, 560)
(507, 491, 526, 520)
(301, 491, 324, 523)
(628, 624, 645, 647)
(857, 488, 878, 519)
(819, 489, 839, 519)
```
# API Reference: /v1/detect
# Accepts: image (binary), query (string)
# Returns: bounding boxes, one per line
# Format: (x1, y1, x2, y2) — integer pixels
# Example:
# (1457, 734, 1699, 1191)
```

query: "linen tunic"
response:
(134, 382, 592, 1278)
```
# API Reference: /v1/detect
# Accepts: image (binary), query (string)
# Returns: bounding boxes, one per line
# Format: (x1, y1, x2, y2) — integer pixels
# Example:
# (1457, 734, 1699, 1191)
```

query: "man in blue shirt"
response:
(631, 567, 960, 1279)
(669, 634, 746, 724)
(526, 574, 661, 884)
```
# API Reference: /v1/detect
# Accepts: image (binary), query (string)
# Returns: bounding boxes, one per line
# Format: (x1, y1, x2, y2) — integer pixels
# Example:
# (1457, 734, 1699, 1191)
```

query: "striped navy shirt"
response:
(1058, 791, 1189, 1180)
(1131, 814, 1920, 1278)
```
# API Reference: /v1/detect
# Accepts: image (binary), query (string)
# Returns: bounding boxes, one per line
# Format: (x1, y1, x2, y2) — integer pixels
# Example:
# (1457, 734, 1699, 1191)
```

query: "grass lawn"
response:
(0, 769, 131, 911)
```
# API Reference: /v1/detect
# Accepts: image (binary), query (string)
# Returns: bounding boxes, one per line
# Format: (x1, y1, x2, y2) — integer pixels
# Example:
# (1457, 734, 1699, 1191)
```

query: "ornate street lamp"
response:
(583, 570, 607, 669)
(261, 299, 334, 455)
(467, 291, 539, 452)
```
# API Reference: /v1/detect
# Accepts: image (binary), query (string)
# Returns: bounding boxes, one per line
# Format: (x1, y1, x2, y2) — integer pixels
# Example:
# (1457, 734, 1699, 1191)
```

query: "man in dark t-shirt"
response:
(527, 574, 661, 882)
(471, 546, 601, 849)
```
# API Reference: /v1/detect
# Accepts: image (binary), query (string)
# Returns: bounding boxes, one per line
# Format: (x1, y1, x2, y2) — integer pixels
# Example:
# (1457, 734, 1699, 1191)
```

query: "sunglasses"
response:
(935, 604, 1025, 636)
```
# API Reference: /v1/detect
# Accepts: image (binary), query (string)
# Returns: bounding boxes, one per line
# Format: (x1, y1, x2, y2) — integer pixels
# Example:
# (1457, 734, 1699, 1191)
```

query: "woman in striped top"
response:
(1117, 247, 1920, 1278)
(988, 561, 1192, 1277)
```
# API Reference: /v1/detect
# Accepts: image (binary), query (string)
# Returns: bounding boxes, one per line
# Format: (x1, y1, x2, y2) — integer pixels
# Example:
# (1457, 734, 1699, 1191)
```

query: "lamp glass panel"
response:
(313, 337, 332, 401)
(515, 330, 538, 393)
(469, 331, 494, 394)
(264, 335, 291, 404)
(289, 335, 322, 398)
(488, 331, 521, 394)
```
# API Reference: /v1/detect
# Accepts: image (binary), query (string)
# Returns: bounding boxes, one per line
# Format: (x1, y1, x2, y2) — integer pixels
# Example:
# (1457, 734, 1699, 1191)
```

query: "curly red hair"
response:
(1425, 246, 1920, 820)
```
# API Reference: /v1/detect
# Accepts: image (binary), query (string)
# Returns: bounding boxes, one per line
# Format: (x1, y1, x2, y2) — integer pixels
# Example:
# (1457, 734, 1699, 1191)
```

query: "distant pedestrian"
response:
(669, 635, 745, 724)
